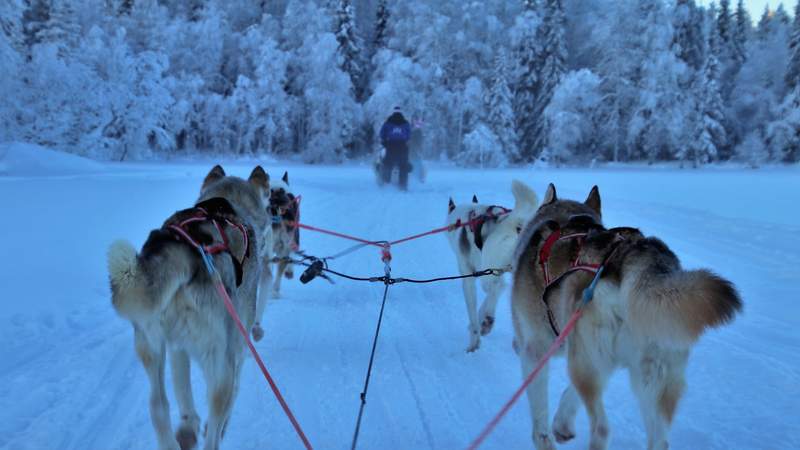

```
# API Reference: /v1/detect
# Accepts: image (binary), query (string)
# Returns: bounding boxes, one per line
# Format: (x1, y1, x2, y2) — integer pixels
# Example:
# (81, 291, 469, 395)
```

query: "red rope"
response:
(211, 273, 314, 450)
(292, 208, 511, 251)
(465, 307, 585, 450)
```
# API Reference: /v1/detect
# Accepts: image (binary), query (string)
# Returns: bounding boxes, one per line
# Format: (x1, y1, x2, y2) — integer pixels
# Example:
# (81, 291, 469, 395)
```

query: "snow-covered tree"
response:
(334, 0, 366, 100)
(486, 50, 519, 162)
(530, 0, 567, 159)
(766, 86, 800, 162)
(232, 38, 290, 155)
(673, 0, 704, 72)
(786, 1, 800, 90)
(736, 131, 769, 167)
(682, 33, 726, 167)
(456, 124, 505, 168)
(373, 0, 389, 50)
(512, 6, 541, 161)
(544, 69, 602, 165)
(0, 0, 23, 141)
(733, 0, 749, 63)
(627, 0, 689, 162)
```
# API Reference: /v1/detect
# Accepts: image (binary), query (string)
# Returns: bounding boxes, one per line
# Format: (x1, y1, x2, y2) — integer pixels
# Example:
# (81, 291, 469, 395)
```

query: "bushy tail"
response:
(628, 269, 742, 346)
(511, 180, 539, 210)
(107, 238, 193, 321)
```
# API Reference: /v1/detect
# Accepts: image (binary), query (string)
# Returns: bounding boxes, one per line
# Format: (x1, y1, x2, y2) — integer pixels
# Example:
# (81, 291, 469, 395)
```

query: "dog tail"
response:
(628, 269, 742, 346)
(108, 236, 194, 322)
(511, 180, 538, 210)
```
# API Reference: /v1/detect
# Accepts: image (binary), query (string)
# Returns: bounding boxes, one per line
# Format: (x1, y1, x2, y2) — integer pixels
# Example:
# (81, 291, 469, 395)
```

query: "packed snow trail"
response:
(0, 160, 798, 450)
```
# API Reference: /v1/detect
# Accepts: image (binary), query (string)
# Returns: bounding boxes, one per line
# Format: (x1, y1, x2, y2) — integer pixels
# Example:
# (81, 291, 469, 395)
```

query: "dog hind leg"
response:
(171, 349, 201, 450)
(202, 355, 240, 450)
(134, 327, 180, 450)
(569, 340, 613, 450)
(629, 352, 687, 450)
(552, 385, 580, 443)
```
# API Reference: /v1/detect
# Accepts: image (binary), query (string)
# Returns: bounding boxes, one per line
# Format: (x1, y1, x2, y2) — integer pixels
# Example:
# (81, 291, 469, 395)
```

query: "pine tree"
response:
(732, 0, 749, 64)
(334, 0, 365, 101)
(513, 6, 540, 161)
(531, 0, 567, 160)
(766, 85, 800, 162)
(486, 50, 519, 161)
(374, 0, 389, 50)
(786, 1, 800, 90)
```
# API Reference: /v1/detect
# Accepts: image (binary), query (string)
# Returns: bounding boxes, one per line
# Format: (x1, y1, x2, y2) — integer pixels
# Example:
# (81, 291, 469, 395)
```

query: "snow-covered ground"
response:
(0, 150, 798, 449)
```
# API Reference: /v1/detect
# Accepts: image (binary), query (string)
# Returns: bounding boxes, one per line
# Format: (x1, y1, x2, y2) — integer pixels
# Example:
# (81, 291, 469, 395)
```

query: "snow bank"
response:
(0, 142, 105, 177)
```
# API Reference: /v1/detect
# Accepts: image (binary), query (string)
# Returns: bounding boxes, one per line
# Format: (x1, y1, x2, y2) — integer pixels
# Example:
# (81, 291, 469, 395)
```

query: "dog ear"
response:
(249, 166, 270, 190)
(448, 197, 456, 213)
(584, 185, 601, 217)
(542, 183, 557, 205)
(472, 194, 479, 204)
(282, 171, 289, 185)
(202, 165, 226, 189)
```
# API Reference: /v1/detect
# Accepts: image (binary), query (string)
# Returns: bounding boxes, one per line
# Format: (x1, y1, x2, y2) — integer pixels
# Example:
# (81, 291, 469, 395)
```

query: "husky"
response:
(446, 180, 539, 352)
(107, 165, 273, 450)
(510, 184, 742, 450)
(267, 171, 300, 299)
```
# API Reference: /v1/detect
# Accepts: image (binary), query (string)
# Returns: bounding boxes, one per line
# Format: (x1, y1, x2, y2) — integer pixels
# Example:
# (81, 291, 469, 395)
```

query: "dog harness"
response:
(537, 229, 602, 336)
(465, 205, 512, 250)
(167, 197, 251, 286)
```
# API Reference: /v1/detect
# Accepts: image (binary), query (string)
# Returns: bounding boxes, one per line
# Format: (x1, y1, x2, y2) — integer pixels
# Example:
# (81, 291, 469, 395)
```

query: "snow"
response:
(0, 161, 798, 449)
(0, 142, 104, 177)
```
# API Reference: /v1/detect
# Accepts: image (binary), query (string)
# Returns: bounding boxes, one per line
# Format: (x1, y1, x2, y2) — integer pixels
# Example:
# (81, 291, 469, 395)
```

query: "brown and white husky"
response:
(510, 184, 742, 450)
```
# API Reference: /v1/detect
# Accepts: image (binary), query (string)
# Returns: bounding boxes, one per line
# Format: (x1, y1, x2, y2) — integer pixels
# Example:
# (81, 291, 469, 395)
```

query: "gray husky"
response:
(107, 165, 273, 450)
(511, 184, 742, 450)
(267, 171, 300, 299)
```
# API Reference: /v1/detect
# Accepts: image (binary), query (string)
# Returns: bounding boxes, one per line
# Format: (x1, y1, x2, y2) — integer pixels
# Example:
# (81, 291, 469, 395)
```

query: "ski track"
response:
(0, 163, 797, 449)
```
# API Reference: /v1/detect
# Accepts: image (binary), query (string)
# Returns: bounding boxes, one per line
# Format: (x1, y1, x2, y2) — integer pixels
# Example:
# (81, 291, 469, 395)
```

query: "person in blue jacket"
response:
(379, 106, 412, 190)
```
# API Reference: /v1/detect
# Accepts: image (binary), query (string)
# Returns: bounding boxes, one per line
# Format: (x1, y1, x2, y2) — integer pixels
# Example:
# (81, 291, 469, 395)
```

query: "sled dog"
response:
(107, 165, 273, 450)
(268, 171, 300, 298)
(510, 184, 742, 450)
(446, 180, 539, 352)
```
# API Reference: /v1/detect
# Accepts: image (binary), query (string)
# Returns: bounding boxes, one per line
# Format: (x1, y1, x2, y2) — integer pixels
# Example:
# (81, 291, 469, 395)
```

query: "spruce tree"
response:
(531, 0, 566, 159)
(786, 1, 800, 90)
(732, 0, 749, 64)
(673, 0, 704, 71)
(22, 0, 50, 51)
(334, 0, 365, 100)
(487, 50, 519, 162)
(374, 0, 389, 50)
(756, 5, 772, 41)
(513, 5, 540, 161)
(688, 29, 727, 166)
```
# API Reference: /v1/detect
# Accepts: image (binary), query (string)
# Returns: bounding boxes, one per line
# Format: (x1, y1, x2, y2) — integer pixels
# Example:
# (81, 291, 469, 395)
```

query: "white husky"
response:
(446, 180, 539, 352)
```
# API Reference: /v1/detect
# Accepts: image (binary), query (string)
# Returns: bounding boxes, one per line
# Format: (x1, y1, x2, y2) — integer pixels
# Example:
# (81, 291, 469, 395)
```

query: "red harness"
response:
(168, 204, 250, 286)
(537, 229, 601, 336)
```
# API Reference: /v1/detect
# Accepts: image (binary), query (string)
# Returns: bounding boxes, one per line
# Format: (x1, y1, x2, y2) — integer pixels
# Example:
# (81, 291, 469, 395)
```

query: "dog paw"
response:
(175, 426, 197, 450)
(552, 422, 576, 443)
(466, 331, 481, 353)
(285, 269, 294, 279)
(479, 315, 495, 336)
(252, 323, 264, 342)
(271, 289, 281, 299)
(533, 433, 557, 450)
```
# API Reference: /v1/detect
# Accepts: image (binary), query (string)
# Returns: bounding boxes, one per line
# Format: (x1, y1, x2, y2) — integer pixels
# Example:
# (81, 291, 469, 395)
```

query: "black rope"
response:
(350, 273, 392, 450)
(392, 268, 502, 284)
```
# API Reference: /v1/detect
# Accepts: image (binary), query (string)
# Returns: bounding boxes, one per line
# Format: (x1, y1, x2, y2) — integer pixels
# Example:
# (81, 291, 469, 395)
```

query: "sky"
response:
(697, 0, 796, 17)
